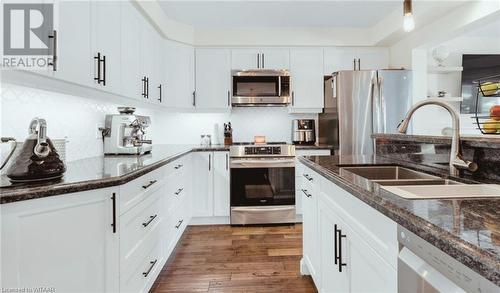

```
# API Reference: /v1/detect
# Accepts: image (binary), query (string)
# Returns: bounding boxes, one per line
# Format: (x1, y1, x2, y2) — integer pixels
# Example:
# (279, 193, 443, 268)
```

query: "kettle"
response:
(1, 118, 66, 182)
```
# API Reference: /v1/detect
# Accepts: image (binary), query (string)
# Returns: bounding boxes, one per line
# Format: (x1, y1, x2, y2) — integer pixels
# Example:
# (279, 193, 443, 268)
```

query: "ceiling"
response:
(158, 1, 401, 28)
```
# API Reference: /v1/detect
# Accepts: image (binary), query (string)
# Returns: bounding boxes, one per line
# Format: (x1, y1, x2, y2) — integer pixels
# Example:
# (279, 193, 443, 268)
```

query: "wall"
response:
(0, 83, 315, 164)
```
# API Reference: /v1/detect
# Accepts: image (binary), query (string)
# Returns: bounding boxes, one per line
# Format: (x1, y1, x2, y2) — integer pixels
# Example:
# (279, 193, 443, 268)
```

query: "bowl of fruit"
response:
(482, 105, 500, 134)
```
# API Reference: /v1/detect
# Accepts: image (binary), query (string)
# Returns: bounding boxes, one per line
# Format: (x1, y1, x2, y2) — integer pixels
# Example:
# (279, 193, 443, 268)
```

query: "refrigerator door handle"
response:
(378, 76, 386, 133)
(371, 76, 378, 135)
(332, 72, 338, 99)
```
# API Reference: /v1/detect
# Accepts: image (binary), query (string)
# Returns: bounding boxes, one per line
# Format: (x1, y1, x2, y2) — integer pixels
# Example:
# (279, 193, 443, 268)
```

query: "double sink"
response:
(340, 166, 500, 200)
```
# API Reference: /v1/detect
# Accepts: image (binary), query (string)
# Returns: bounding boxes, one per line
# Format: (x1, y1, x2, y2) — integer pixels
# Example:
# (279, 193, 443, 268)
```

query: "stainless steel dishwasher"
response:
(397, 226, 498, 293)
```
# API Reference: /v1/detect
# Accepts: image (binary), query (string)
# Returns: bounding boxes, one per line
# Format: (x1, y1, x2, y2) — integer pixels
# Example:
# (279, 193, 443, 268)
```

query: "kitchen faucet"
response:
(397, 98, 478, 176)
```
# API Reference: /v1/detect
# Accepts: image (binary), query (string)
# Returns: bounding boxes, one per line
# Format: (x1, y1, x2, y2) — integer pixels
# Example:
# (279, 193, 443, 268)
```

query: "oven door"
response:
(230, 158, 295, 207)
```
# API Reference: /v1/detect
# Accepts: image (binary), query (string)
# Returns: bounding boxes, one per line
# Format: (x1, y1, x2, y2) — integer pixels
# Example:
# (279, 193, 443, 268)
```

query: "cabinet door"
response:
(1, 188, 119, 292)
(165, 40, 195, 108)
(53, 0, 93, 87)
(213, 152, 230, 216)
(324, 47, 358, 74)
(357, 48, 389, 70)
(195, 49, 232, 109)
(342, 222, 397, 293)
(290, 48, 324, 109)
(151, 32, 164, 105)
(261, 48, 290, 69)
(231, 49, 259, 70)
(140, 21, 156, 103)
(301, 182, 320, 283)
(319, 203, 349, 293)
(120, 1, 143, 100)
(192, 152, 214, 217)
(92, 1, 121, 93)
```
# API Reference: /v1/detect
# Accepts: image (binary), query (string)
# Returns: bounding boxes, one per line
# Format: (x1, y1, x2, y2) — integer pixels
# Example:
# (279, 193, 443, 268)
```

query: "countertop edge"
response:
(372, 133, 500, 148)
(297, 156, 500, 285)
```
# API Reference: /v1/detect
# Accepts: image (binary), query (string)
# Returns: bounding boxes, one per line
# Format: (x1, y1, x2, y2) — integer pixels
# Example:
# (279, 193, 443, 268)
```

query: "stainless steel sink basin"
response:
(340, 166, 439, 181)
(382, 184, 500, 199)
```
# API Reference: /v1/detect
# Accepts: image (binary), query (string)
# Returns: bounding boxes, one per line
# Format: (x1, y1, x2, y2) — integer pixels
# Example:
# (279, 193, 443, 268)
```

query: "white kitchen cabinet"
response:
(91, 1, 122, 93)
(213, 152, 230, 216)
(52, 0, 93, 87)
(195, 49, 232, 109)
(120, 0, 143, 100)
(260, 48, 290, 69)
(289, 48, 324, 111)
(165, 40, 195, 108)
(1, 188, 119, 292)
(192, 152, 214, 217)
(151, 32, 165, 105)
(231, 48, 289, 70)
(324, 47, 389, 74)
(300, 171, 321, 285)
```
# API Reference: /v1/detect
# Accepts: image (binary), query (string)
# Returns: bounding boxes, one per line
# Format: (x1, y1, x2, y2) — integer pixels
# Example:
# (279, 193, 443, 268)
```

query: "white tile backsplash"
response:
(1, 83, 316, 163)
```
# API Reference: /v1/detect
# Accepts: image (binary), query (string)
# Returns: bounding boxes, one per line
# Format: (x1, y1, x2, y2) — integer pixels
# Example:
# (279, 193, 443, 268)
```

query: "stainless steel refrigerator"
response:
(319, 70, 412, 156)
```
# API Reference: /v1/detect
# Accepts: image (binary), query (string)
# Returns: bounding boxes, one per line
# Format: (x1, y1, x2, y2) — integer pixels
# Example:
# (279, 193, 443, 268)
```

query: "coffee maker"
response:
(102, 107, 152, 155)
(292, 119, 316, 145)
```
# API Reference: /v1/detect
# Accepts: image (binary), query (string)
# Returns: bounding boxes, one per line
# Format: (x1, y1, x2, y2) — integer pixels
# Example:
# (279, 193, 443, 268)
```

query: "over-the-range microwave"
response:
(231, 69, 290, 106)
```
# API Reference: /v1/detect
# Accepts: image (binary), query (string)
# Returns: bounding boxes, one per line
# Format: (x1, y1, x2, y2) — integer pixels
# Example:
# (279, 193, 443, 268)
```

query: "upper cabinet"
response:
(195, 48, 232, 109)
(91, 1, 122, 93)
(120, 0, 143, 100)
(164, 40, 195, 109)
(231, 48, 289, 70)
(52, 1, 93, 87)
(289, 48, 324, 111)
(324, 47, 389, 75)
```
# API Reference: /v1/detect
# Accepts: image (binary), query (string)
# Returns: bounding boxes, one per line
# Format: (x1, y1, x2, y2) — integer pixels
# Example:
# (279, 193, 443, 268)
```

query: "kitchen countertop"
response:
(294, 144, 335, 150)
(0, 144, 229, 204)
(373, 133, 500, 149)
(298, 155, 500, 285)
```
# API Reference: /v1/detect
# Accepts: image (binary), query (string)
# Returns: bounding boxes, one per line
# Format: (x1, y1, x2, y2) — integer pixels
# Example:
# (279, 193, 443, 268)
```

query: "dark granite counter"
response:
(373, 133, 500, 149)
(298, 154, 500, 285)
(0, 144, 229, 204)
(294, 144, 335, 150)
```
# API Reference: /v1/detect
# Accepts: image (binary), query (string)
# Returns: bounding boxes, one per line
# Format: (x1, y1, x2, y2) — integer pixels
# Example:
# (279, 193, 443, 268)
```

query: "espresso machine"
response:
(292, 119, 316, 145)
(102, 107, 152, 155)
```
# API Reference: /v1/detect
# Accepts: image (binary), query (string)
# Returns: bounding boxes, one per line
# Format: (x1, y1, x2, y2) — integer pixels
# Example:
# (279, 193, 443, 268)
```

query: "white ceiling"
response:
(158, 1, 400, 28)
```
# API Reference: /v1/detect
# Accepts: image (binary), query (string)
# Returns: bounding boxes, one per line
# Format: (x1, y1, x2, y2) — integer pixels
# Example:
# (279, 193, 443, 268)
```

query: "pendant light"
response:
(403, 0, 415, 32)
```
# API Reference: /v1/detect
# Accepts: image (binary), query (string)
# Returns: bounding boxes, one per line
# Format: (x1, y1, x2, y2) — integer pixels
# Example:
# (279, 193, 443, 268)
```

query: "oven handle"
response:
(230, 159, 295, 168)
(231, 206, 295, 212)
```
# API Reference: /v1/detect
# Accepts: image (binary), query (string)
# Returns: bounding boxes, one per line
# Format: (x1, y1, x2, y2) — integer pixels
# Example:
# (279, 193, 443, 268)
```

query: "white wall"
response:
(0, 83, 316, 163)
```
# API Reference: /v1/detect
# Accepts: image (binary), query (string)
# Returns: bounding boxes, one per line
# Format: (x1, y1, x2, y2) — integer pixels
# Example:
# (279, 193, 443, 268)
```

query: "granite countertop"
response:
(373, 133, 500, 149)
(0, 144, 229, 204)
(294, 144, 335, 150)
(298, 154, 500, 285)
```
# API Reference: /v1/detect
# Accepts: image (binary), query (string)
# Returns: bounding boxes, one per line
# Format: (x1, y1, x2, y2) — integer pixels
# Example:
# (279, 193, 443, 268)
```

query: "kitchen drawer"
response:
(120, 240, 163, 293)
(164, 156, 189, 179)
(164, 176, 188, 211)
(120, 187, 163, 274)
(119, 166, 166, 215)
(319, 174, 398, 268)
(164, 199, 189, 252)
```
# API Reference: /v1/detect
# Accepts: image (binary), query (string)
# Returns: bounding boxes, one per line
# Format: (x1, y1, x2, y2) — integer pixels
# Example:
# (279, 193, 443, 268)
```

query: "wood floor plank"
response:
(150, 224, 317, 293)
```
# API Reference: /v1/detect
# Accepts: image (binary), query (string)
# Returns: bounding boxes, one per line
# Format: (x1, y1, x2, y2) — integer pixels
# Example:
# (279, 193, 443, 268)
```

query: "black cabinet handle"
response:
(48, 30, 57, 71)
(334, 224, 339, 265)
(146, 77, 149, 98)
(301, 189, 312, 198)
(335, 225, 347, 272)
(174, 164, 183, 169)
(142, 214, 157, 227)
(142, 180, 157, 189)
(142, 77, 149, 98)
(158, 84, 162, 102)
(303, 174, 313, 181)
(226, 153, 229, 170)
(192, 91, 196, 106)
(175, 219, 184, 229)
(257, 53, 260, 68)
(357, 58, 361, 70)
(262, 53, 265, 68)
(102, 55, 106, 86)
(292, 91, 295, 106)
(142, 259, 157, 277)
(94, 53, 101, 83)
(208, 153, 211, 171)
(227, 90, 230, 106)
(111, 193, 116, 233)
(174, 188, 183, 195)
(353, 59, 357, 70)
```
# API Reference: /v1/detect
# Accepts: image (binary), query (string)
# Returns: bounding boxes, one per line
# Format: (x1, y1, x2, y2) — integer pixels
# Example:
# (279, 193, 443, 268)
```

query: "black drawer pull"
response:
(111, 193, 116, 233)
(175, 219, 184, 229)
(142, 180, 157, 189)
(142, 259, 157, 277)
(301, 189, 312, 198)
(174, 188, 184, 195)
(303, 174, 313, 181)
(174, 164, 183, 169)
(142, 214, 157, 228)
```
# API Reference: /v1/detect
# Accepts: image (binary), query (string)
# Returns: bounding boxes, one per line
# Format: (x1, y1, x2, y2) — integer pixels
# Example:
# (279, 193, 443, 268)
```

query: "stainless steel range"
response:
(229, 143, 296, 225)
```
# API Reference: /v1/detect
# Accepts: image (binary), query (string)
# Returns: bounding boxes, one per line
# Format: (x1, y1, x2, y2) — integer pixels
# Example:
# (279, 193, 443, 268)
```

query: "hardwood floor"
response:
(150, 224, 317, 293)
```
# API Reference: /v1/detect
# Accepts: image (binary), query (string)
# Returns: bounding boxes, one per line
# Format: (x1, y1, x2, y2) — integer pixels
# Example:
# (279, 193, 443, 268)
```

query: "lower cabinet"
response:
(192, 151, 230, 220)
(1, 188, 120, 292)
(300, 162, 397, 293)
